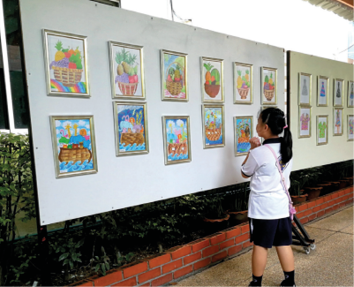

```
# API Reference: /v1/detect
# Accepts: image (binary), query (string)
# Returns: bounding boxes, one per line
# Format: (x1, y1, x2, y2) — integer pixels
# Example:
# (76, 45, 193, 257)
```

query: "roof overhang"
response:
(303, 0, 353, 21)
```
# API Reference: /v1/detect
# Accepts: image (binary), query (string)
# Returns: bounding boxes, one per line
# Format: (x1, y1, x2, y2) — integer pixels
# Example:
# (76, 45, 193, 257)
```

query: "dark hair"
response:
(259, 107, 293, 164)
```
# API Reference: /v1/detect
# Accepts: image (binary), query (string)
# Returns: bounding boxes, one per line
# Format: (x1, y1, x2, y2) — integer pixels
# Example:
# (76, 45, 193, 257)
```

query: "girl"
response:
(241, 107, 295, 287)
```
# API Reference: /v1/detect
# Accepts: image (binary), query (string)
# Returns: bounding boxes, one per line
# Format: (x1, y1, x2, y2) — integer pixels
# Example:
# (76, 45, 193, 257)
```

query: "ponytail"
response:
(260, 107, 293, 164)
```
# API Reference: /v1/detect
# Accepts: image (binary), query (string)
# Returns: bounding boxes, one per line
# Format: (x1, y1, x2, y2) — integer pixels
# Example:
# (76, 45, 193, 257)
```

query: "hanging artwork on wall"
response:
(113, 102, 148, 156)
(316, 115, 328, 146)
(261, 67, 277, 105)
(43, 29, 89, 97)
(234, 116, 253, 156)
(234, 62, 253, 104)
(50, 115, 97, 178)
(348, 115, 354, 141)
(201, 57, 224, 103)
(109, 42, 145, 99)
(299, 72, 311, 106)
(202, 105, 224, 148)
(161, 50, 187, 101)
(333, 78, 344, 107)
(317, 76, 328, 107)
(348, 80, 354, 108)
(162, 116, 191, 164)
(299, 106, 311, 138)
(333, 108, 343, 136)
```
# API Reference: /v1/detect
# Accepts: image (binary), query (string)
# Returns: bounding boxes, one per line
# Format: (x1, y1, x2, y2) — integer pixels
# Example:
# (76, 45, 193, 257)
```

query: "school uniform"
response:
(241, 138, 293, 249)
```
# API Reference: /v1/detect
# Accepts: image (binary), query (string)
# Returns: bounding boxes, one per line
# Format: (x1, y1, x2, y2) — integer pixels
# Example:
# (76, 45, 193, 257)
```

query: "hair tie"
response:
(284, 125, 288, 129)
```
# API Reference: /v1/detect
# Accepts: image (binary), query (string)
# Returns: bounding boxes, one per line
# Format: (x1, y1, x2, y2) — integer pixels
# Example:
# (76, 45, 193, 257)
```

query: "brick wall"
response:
(72, 186, 353, 287)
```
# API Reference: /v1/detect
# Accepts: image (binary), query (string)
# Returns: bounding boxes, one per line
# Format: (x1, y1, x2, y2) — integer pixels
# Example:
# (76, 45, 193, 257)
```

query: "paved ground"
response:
(176, 205, 353, 286)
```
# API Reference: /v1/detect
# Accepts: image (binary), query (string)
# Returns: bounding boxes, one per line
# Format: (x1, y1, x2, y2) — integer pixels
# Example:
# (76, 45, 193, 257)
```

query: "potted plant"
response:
(289, 171, 308, 204)
(226, 182, 249, 225)
(303, 167, 323, 201)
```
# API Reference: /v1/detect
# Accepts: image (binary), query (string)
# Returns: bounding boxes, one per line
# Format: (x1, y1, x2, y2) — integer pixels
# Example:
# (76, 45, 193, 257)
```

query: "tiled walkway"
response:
(176, 205, 353, 286)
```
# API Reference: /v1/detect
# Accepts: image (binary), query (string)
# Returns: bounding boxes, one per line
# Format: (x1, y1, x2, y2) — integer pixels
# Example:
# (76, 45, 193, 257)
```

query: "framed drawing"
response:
(348, 80, 354, 108)
(333, 78, 344, 107)
(333, 108, 343, 136)
(234, 116, 253, 156)
(317, 76, 329, 107)
(202, 105, 224, 148)
(113, 102, 149, 156)
(161, 50, 187, 101)
(109, 42, 145, 99)
(43, 29, 89, 97)
(50, 115, 97, 178)
(348, 115, 354, 141)
(299, 72, 312, 106)
(234, 62, 253, 104)
(316, 115, 328, 146)
(201, 57, 224, 103)
(261, 67, 277, 105)
(162, 116, 191, 165)
(299, 106, 311, 138)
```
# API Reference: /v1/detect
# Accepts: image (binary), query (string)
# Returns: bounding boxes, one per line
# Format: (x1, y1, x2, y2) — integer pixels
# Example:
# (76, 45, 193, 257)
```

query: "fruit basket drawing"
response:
(263, 72, 275, 101)
(236, 69, 250, 99)
(204, 62, 220, 98)
(166, 62, 183, 96)
(52, 66, 83, 87)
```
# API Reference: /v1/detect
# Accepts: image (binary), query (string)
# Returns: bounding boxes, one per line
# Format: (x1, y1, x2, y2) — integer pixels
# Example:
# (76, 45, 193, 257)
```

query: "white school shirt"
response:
(241, 138, 293, 220)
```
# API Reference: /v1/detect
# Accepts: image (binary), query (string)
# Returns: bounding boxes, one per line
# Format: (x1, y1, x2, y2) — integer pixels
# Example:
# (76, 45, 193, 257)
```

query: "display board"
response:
(288, 51, 353, 171)
(20, 0, 284, 225)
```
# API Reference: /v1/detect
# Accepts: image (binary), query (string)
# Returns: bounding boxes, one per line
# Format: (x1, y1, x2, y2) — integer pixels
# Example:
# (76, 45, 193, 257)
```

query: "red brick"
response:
(313, 206, 321, 213)
(332, 205, 339, 211)
(236, 233, 249, 244)
(339, 202, 346, 208)
(316, 198, 325, 206)
(320, 203, 328, 210)
(173, 265, 193, 279)
(93, 271, 123, 286)
(191, 239, 210, 252)
(335, 198, 342, 204)
(220, 238, 235, 250)
(210, 233, 226, 245)
(323, 195, 331, 202)
(300, 217, 309, 224)
(211, 251, 228, 263)
(184, 252, 201, 265)
(171, 246, 191, 260)
(307, 201, 316, 209)
(308, 214, 317, 221)
(297, 209, 312, 218)
(242, 241, 253, 249)
(345, 188, 352, 194)
(123, 262, 148, 278)
(194, 258, 211, 271)
(202, 245, 219, 257)
(338, 190, 345, 197)
(317, 210, 325, 218)
(331, 193, 339, 199)
(228, 245, 243, 256)
(151, 274, 173, 286)
(298, 204, 308, 212)
(112, 277, 137, 287)
(241, 224, 250, 234)
(325, 207, 334, 214)
(162, 259, 182, 274)
(138, 268, 161, 284)
(327, 200, 335, 207)
(149, 254, 171, 269)
(226, 227, 241, 239)
(77, 281, 93, 287)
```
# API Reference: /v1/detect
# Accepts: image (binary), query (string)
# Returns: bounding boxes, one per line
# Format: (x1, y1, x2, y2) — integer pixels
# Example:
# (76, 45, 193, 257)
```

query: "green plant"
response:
(90, 246, 110, 276)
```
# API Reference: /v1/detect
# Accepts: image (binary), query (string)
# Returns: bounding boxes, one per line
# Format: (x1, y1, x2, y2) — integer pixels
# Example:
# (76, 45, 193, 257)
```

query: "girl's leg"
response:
(252, 245, 268, 276)
(275, 245, 294, 271)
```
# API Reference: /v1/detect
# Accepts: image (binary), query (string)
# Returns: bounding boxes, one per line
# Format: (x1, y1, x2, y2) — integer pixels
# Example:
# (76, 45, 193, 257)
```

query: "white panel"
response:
(288, 51, 353, 171)
(20, 0, 284, 225)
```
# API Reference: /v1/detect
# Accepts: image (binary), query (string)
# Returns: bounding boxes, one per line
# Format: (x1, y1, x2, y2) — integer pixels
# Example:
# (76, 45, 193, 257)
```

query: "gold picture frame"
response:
(43, 29, 90, 97)
(316, 115, 328, 146)
(201, 57, 224, 103)
(333, 108, 343, 136)
(234, 62, 253, 104)
(201, 104, 225, 148)
(333, 78, 344, 107)
(49, 115, 98, 178)
(298, 106, 312, 138)
(317, 75, 329, 107)
(348, 115, 354, 141)
(298, 72, 312, 106)
(109, 41, 145, 100)
(348, 80, 354, 108)
(234, 116, 253, 156)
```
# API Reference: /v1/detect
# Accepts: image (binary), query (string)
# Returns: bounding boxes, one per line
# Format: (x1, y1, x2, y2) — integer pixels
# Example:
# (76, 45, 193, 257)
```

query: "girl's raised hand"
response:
(249, 137, 261, 150)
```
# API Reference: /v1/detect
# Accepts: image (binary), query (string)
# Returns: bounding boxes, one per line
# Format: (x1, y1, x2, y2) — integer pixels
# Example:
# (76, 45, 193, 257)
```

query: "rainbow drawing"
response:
(51, 79, 87, 94)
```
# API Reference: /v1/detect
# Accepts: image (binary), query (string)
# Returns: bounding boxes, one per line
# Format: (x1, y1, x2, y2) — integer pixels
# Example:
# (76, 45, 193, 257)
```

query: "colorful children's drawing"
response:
(234, 63, 252, 104)
(111, 43, 144, 99)
(348, 81, 354, 107)
(235, 117, 252, 156)
(51, 116, 97, 177)
(300, 113, 310, 131)
(202, 58, 223, 102)
(299, 73, 311, 105)
(163, 116, 190, 164)
(261, 67, 277, 105)
(299, 107, 311, 138)
(162, 50, 187, 100)
(348, 116, 354, 141)
(334, 109, 342, 135)
(317, 116, 328, 145)
(115, 103, 148, 155)
(203, 106, 224, 148)
(44, 30, 89, 96)
(334, 79, 343, 107)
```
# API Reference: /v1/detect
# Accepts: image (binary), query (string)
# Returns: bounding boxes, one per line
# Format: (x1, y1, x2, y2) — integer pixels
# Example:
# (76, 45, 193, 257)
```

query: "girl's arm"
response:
(241, 137, 261, 178)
